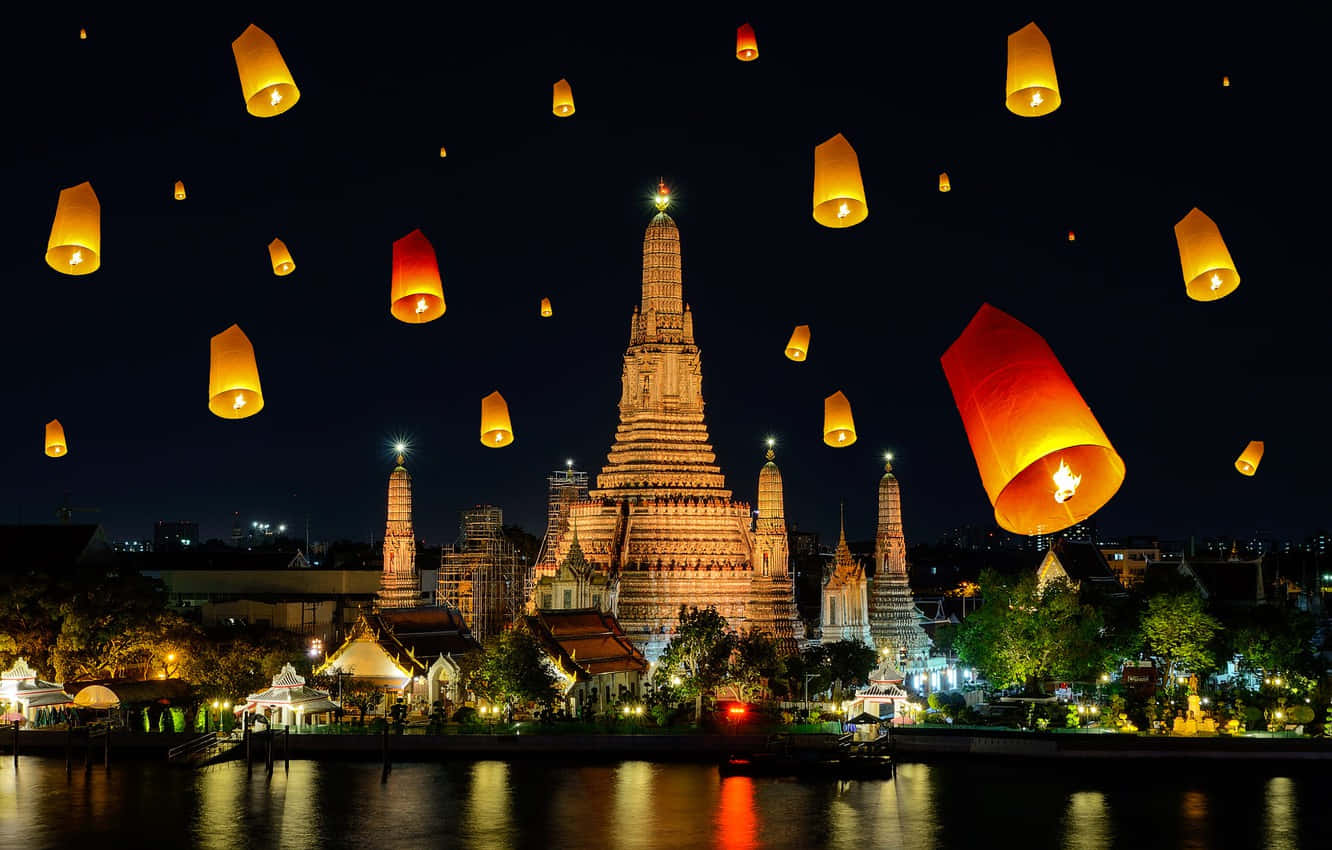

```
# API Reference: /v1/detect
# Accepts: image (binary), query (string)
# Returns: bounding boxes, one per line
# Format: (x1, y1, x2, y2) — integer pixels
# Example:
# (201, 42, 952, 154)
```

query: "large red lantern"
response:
(940, 303, 1125, 535)
(390, 229, 446, 324)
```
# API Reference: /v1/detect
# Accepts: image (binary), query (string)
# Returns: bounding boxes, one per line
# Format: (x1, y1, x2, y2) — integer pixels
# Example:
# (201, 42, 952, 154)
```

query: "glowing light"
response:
(1030, 90, 1044, 108)
(233, 393, 247, 411)
(270, 87, 283, 107)
(837, 202, 850, 220)
(395, 442, 407, 454)
(885, 452, 894, 461)
(837, 431, 847, 443)
(1209, 273, 1223, 292)
(494, 432, 503, 443)
(69, 250, 83, 267)
(415, 297, 427, 315)
(766, 437, 775, 448)
(669, 675, 681, 686)
(566, 458, 574, 468)
(167, 654, 175, 662)
(728, 706, 746, 715)
(1053, 458, 1081, 503)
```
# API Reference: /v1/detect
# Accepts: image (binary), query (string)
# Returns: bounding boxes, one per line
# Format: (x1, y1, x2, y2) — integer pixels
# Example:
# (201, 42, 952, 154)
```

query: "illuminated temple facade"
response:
(537, 198, 802, 657)
(868, 461, 930, 664)
(376, 453, 422, 609)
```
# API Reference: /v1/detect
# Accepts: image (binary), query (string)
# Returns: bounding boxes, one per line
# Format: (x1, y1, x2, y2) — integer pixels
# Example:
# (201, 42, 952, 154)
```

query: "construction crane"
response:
(56, 492, 100, 523)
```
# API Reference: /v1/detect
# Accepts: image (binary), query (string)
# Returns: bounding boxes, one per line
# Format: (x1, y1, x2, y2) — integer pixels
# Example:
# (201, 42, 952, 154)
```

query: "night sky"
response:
(2, 7, 1324, 549)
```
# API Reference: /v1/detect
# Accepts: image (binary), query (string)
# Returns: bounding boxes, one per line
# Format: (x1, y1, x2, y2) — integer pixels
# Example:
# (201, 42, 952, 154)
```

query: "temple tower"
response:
(377, 453, 422, 609)
(869, 459, 930, 662)
(821, 505, 873, 646)
(748, 444, 804, 655)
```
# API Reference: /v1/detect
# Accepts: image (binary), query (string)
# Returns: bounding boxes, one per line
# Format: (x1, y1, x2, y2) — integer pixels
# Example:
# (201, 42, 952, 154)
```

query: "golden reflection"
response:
(612, 762, 657, 848)
(716, 776, 757, 850)
(1063, 791, 1109, 849)
(464, 761, 513, 849)
(1264, 777, 1297, 850)
(194, 764, 247, 850)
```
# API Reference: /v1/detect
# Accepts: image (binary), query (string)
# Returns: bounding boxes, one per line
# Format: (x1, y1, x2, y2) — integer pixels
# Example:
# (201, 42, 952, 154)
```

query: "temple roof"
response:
(523, 608, 648, 682)
(242, 663, 339, 711)
(318, 607, 479, 680)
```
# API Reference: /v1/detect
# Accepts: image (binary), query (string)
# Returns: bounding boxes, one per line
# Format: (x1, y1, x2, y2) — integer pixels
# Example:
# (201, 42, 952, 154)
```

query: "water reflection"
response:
(1265, 777, 1298, 850)
(716, 776, 756, 850)
(463, 761, 513, 849)
(1063, 791, 1109, 850)
(612, 762, 657, 849)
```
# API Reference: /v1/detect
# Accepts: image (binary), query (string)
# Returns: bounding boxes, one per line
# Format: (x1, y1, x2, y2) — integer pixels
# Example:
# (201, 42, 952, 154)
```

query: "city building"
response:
(521, 608, 649, 718)
(868, 460, 930, 665)
(1099, 543, 1161, 587)
(377, 452, 423, 610)
(820, 507, 872, 646)
(154, 520, 199, 553)
(438, 506, 527, 642)
(535, 196, 801, 658)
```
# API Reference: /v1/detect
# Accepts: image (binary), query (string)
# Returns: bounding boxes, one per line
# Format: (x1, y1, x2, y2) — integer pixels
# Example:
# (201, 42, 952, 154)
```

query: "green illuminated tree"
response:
(724, 629, 782, 704)
(1139, 592, 1221, 685)
(468, 629, 560, 716)
(656, 605, 734, 723)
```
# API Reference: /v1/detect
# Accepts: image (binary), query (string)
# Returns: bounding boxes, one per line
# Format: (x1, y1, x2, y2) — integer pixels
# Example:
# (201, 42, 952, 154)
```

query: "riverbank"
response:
(890, 726, 1332, 761)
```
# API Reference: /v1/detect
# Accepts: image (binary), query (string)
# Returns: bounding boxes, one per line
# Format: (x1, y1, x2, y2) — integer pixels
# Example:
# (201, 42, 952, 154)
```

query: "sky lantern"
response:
(540, 297, 553, 317)
(45, 182, 100, 275)
(1067, 230, 1076, 242)
(736, 23, 758, 61)
(174, 181, 186, 200)
(439, 146, 447, 157)
(480, 391, 514, 447)
(208, 325, 264, 419)
(79, 28, 86, 40)
(1222, 76, 1230, 87)
(941, 304, 1125, 536)
(1005, 22, 1060, 116)
(1235, 441, 1264, 476)
(44, 420, 67, 458)
(231, 24, 300, 117)
(785, 325, 810, 361)
(1174, 208, 1239, 301)
(938, 172, 951, 193)
(390, 229, 446, 324)
(268, 238, 295, 276)
(553, 79, 575, 117)
(823, 391, 857, 447)
(812, 134, 868, 228)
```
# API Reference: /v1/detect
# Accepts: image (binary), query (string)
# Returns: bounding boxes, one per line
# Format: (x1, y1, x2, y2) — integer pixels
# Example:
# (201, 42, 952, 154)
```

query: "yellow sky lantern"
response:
(553, 79, 575, 117)
(1235, 441, 1264, 476)
(1067, 230, 1076, 242)
(79, 28, 86, 40)
(1175, 208, 1239, 301)
(540, 297, 553, 317)
(480, 391, 514, 447)
(268, 238, 295, 276)
(231, 24, 300, 117)
(208, 325, 264, 419)
(941, 303, 1125, 536)
(45, 420, 67, 458)
(174, 180, 186, 200)
(45, 182, 100, 275)
(812, 134, 867, 228)
(938, 172, 951, 193)
(823, 391, 857, 447)
(736, 23, 758, 61)
(785, 325, 810, 361)
(439, 146, 447, 158)
(1005, 22, 1060, 116)
(1222, 76, 1230, 87)
(390, 229, 446, 324)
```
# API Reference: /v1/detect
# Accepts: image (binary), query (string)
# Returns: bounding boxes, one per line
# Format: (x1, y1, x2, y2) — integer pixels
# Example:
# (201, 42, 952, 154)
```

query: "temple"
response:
(537, 188, 802, 657)
(377, 452, 422, 609)
(868, 459, 930, 664)
(821, 506, 873, 646)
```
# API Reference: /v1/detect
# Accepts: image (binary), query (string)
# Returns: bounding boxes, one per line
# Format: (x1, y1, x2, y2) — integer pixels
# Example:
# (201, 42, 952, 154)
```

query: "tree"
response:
(656, 606, 734, 723)
(820, 640, 879, 702)
(1225, 605, 1317, 680)
(50, 570, 194, 681)
(954, 569, 1109, 694)
(0, 575, 62, 674)
(467, 629, 561, 716)
(724, 629, 782, 704)
(1140, 592, 1221, 685)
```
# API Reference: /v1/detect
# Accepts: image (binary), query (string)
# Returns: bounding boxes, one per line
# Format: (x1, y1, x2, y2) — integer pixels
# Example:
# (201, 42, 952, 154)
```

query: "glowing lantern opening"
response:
(1174, 208, 1239, 301)
(231, 24, 300, 118)
(45, 419, 67, 458)
(390, 229, 446, 324)
(940, 303, 1125, 536)
(1005, 22, 1061, 116)
(268, 238, 295, 276)
(785, 325, 810, 361)
(823, 391, 857, 447)
(45, 182, 100, 275)
(938, 172, 951, 193)
(736, 23, 758, 61)
(174, 181, 186, 201)
(480, 391, 514, 448)
(1235, 441, 1264, 476)
(208, 324, 264, 420)
(553, 79, 575, 117)
(540, 297, 553, 317)
(812, 134, 868, 228)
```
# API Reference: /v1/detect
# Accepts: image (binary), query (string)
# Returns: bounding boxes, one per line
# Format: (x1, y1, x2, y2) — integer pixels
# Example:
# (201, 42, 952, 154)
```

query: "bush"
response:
(1288, 705, 1315, 725)
(452, 707, 478, 724)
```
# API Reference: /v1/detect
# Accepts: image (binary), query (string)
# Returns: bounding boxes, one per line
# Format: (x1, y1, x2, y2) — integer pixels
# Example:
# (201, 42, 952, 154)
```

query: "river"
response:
(0, 756, 1327, 848)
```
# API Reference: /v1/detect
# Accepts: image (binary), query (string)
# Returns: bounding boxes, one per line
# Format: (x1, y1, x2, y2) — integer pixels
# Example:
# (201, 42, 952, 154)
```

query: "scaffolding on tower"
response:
(536, 466, 589, 569)
(438, 505, 528, 642)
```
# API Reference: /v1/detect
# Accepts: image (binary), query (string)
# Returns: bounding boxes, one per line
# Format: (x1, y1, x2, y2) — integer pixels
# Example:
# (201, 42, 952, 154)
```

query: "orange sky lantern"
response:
(390, 229, 446, 324)
(268, 238, 295, 276)
(208, 325, 264, 419)
(480, 391, 514, 447)
(46, 182, 100, 275)
(1174, 208, 1239, 301)
(938, 173, 951, 193)
(1005, 22, 1061, 116)
(553, 79, 575, 116)
(1235, 441, 1264, 476)
(45, 420, 67, 458)
(823, 391, 857, 447)
(231, 24, 300, 117)
(736, 23, 758, 61)
(941, 303, 1125, 535)
(540, 297, 553, 317)
(812, 134, 868, 228)
(785, 325, 810, 361)
(174, 181, 186, 200)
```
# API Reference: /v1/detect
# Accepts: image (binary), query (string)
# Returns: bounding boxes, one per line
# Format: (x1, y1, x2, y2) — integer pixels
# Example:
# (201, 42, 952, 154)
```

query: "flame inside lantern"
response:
(270, 88, 283, 107)
(233, 393, 247, 411)
(1053, 458, 1081, 503)
(837, 202, 850, 220)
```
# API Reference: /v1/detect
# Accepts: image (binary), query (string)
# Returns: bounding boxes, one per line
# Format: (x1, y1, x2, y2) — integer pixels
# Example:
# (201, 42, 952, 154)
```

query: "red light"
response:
(728, 706, 747, 716)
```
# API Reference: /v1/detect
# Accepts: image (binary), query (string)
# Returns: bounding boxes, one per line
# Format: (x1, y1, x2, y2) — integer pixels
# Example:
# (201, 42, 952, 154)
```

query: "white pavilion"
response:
(849, 656, 912, 723)
(1, 658, 74, 722)
(235, 663, 340, 729)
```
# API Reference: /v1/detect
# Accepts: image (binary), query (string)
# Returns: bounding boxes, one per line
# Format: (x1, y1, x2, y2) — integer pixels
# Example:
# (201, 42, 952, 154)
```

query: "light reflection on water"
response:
(0, 756, 1329, 849)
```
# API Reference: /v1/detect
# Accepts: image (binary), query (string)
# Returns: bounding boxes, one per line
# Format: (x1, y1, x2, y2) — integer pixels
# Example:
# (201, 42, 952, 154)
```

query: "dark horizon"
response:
(2, 7, 1324, 551)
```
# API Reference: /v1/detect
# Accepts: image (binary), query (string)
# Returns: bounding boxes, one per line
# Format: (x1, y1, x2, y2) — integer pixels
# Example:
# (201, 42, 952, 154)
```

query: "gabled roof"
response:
(1037, 540, 1126, 596)
(1153, 557, 1266, 606)
(523, 609, 648, 682)
(317, 607, 479, 680)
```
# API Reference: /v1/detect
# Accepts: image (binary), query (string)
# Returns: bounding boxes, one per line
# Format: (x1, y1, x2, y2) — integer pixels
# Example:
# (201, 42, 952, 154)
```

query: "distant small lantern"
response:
(79, 28, 86, 40)
(439, 146, 447, 158)
(231, 24, 300, 118)
(1067, 230, 1076, 242)
(1174, 208, 1239, 301)
(1005, 22, 1061, 116)
(1235, 441, 1264, 476)
(823, 391, 857, 447)
(938, 172, 951, 193)
(268, 238, 295, 276)
(785, 325, 811, 361)
(941, 303, 1125, 536)
(1222, 76, 1231, 87)
(736, 23, 758, 61)
(812, 133, 868, 228)
(174, 180, 187, 201)
(45, 420, 67, 458)
(540, 297, 553, 317)
(553, 78, 575, 117)
(390, 229, 446, 324)
(480, 391, 514, 448)
(45, 182, 100, 276)
(208, 324, 264, 419)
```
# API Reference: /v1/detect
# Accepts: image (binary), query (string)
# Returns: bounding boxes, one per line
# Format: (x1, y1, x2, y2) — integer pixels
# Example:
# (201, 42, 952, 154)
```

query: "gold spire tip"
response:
(654, 179, 671, 211)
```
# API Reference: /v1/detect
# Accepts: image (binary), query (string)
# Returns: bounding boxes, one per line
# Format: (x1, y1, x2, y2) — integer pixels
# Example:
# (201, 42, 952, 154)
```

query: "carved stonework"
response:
(869, 463, 929, 661)
(377, 454, 421, 609)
